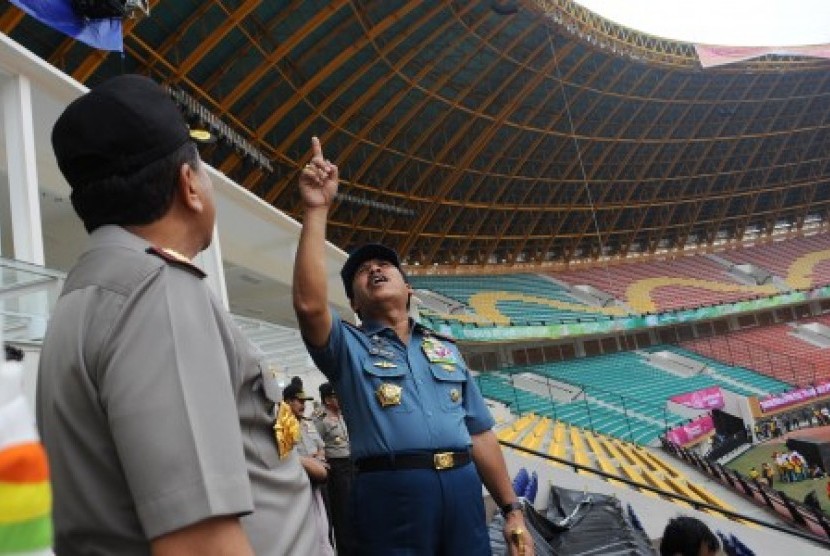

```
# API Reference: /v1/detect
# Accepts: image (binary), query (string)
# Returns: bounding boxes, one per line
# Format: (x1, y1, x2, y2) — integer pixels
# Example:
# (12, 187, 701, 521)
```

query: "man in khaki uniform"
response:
(37, 75, 315, 555)
(314, 382, 356, 555)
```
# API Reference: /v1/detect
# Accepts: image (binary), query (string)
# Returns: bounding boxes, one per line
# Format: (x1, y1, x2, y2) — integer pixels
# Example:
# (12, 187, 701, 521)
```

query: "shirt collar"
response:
(87, 225, 152, 253)
(360, 317, 419, 337)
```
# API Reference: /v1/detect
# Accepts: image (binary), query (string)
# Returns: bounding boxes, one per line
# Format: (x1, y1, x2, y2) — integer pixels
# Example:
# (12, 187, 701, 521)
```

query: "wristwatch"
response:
(500, 500, 523, 517)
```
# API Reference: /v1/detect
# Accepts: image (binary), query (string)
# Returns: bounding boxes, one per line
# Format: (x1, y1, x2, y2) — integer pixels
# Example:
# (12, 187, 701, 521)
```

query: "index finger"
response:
(311, 136, 323, 159)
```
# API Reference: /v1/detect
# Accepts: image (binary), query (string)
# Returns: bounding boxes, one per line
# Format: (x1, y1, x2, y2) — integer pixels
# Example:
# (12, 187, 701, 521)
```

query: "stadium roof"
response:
(3, 0, 830, 268)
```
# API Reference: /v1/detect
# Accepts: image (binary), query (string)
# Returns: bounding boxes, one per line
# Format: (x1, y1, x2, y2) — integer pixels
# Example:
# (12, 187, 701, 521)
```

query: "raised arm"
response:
(293, 137, 339, 348)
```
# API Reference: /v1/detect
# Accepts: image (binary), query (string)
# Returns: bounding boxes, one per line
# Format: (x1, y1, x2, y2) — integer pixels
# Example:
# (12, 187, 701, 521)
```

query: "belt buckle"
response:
(434, 451, 454, 470)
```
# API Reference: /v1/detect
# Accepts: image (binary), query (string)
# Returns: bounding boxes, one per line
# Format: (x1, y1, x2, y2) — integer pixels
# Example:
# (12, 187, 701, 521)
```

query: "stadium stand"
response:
(517, 351, 776, 409)
(681, 321, 830, 386)
(553, 255, 780, 313)
(719, 233, 830, 290)
(496, 415, 740, 519)
(654, 345, 791, 394)
(409, 273, 620, 326)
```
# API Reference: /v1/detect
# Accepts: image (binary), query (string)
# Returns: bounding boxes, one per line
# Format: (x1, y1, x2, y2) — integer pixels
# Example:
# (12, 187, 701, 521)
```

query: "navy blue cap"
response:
(319, 382, 336, 399)
(340, 243, 404, 299)
(51, 74, 191, 189)
(283, 383, 313, 401)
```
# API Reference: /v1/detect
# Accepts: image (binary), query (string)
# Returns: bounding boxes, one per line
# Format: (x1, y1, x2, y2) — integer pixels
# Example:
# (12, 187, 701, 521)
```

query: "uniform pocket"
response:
(362, 360, 412, 414)
(429, 364, 468, 411)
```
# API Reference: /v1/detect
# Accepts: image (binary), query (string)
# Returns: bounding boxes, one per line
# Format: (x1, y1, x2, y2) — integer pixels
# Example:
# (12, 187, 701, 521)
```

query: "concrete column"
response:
(2, 74, 47, 338)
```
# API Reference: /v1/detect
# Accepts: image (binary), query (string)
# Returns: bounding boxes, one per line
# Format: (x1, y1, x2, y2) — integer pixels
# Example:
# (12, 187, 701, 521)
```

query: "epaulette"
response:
(418, 323, 456, 343)
(146, 246, 206, 279)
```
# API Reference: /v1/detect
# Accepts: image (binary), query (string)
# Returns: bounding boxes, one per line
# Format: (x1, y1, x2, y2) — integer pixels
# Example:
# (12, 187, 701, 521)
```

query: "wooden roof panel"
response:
(4, 0, 830, 266)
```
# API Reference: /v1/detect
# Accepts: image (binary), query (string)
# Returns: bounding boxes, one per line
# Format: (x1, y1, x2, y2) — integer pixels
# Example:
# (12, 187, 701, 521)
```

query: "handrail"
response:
(498, 439, 830, 549)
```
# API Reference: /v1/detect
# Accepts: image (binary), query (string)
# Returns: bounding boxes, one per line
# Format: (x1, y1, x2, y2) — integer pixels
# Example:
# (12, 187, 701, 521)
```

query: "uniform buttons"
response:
(427, 411, 433, 417)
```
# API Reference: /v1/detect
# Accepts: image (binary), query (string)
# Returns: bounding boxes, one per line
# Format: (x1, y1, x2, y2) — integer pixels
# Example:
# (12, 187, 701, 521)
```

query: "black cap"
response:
(283, 382, 314, 401)
(51, 74, 191, 189)
(319, 382, 336, 399)
(340, 243, 404, 299)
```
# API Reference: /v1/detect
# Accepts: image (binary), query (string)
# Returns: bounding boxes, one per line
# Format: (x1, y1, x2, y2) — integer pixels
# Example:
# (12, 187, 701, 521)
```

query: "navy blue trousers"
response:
(350, 462, 492, 555)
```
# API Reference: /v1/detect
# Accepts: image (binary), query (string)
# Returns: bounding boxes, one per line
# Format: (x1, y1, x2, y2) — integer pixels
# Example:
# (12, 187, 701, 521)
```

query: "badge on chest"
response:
(376, 383, 403, 407)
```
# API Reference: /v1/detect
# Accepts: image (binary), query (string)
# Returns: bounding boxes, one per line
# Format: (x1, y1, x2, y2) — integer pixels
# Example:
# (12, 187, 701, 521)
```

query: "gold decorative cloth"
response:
(273, 401, 300, 458)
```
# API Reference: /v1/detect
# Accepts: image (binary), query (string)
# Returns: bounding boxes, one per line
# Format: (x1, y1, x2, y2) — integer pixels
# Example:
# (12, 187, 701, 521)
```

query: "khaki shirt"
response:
(37, 226, 315, 555)
(315, 411, 351, 459)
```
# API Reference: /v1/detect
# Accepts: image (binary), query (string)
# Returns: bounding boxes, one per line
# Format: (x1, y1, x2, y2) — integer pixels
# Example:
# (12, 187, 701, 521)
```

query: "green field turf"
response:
(727, 442, 830, 513)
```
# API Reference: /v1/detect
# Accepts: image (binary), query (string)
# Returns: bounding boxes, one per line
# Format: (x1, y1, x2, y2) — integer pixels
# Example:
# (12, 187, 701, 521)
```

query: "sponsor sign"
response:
(758, 381, 830, 413)
(665, 415, 714, 446)
(670, 386, 724, 410)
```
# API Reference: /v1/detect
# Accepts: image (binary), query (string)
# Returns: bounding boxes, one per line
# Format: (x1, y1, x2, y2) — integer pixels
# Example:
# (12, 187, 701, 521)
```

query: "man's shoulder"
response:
(65, 241, 164, 297)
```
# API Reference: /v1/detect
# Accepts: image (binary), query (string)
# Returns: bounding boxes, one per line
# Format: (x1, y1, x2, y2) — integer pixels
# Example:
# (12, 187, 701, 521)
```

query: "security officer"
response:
(315, 383, 356, 555)
(37, 75, 316, 556)
(293, 138, 532, 555)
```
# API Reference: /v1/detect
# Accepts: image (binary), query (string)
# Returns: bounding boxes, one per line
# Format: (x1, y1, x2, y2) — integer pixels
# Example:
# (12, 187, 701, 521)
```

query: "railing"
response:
(499, 439, 830, 548)
(661, 439, 830, 544)
(478, 370, 674, 444)
(683, 332, 820, 387)
(0, 258, 65, 343)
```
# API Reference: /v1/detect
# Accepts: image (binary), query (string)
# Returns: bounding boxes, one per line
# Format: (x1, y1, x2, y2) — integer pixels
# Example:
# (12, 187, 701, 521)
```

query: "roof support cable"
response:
(543, 19, 614, 293)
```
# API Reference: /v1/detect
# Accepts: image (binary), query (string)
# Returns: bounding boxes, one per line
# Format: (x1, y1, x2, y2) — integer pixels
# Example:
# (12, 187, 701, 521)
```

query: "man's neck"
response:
(363, 306, 411, 344)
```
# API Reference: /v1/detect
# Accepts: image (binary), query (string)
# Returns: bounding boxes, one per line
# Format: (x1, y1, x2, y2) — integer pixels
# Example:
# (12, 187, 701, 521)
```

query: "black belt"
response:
(356, 451, 471, 473)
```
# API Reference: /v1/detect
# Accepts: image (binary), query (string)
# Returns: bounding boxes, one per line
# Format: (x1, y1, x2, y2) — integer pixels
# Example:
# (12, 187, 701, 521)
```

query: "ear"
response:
(178, 162, 204, 213)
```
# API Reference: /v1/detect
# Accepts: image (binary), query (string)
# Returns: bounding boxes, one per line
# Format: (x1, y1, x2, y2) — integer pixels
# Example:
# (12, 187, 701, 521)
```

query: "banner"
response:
(665, 415, 714, 446)
(695, 44, 830, 69)
(431, 286, 830, 342)
(670, 386, 724, 410)
(758, 381, 830, 413)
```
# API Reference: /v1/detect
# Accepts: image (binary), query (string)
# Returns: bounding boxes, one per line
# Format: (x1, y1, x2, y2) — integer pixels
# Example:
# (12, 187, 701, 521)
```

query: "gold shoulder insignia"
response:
(146, 246, 207, 278)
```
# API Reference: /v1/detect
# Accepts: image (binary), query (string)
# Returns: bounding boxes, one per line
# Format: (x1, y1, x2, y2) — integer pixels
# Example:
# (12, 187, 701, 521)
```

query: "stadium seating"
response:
(656, 346, 790, 394)
(482, 349, 789, 445)
(553, 256, 778, 313)
(497, 415, 740, 518)
(681, 322, 830, 386)
(719, 233, 830, 289)
(409, 273, 616, 326)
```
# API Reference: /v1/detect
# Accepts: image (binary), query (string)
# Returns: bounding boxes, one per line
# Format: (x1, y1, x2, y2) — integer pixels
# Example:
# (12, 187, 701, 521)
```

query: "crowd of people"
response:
(754, 404, 830, 440)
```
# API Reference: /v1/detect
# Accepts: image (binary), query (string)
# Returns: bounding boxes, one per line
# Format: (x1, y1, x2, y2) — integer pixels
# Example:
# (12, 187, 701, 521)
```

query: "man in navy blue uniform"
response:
(293, 137, 532, 555)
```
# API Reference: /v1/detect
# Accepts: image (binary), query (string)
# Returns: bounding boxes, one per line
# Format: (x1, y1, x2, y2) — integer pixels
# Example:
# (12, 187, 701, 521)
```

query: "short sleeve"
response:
(462, 368, 496, 435)
(303, 309, 346, 382)
(99, 266, 253, 538)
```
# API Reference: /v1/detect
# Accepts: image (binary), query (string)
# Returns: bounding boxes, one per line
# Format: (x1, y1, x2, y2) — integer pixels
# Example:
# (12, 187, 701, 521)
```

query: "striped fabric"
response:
(0, 361, 52, 554)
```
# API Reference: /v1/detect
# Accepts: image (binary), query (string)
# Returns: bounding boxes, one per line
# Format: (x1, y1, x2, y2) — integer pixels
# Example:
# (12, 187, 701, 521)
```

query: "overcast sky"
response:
(574, 0, 830, 47)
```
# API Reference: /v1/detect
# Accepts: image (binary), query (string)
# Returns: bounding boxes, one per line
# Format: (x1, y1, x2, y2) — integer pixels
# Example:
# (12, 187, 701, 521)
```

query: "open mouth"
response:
(370, 274, 388, 286)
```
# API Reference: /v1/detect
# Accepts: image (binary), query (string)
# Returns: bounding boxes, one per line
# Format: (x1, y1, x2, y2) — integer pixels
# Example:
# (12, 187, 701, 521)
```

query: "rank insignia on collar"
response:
(449, 389, 461, 403)
(374, 360, 397, 369)
(376, 383, 402, 407)
(440, 363, 456, 372)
